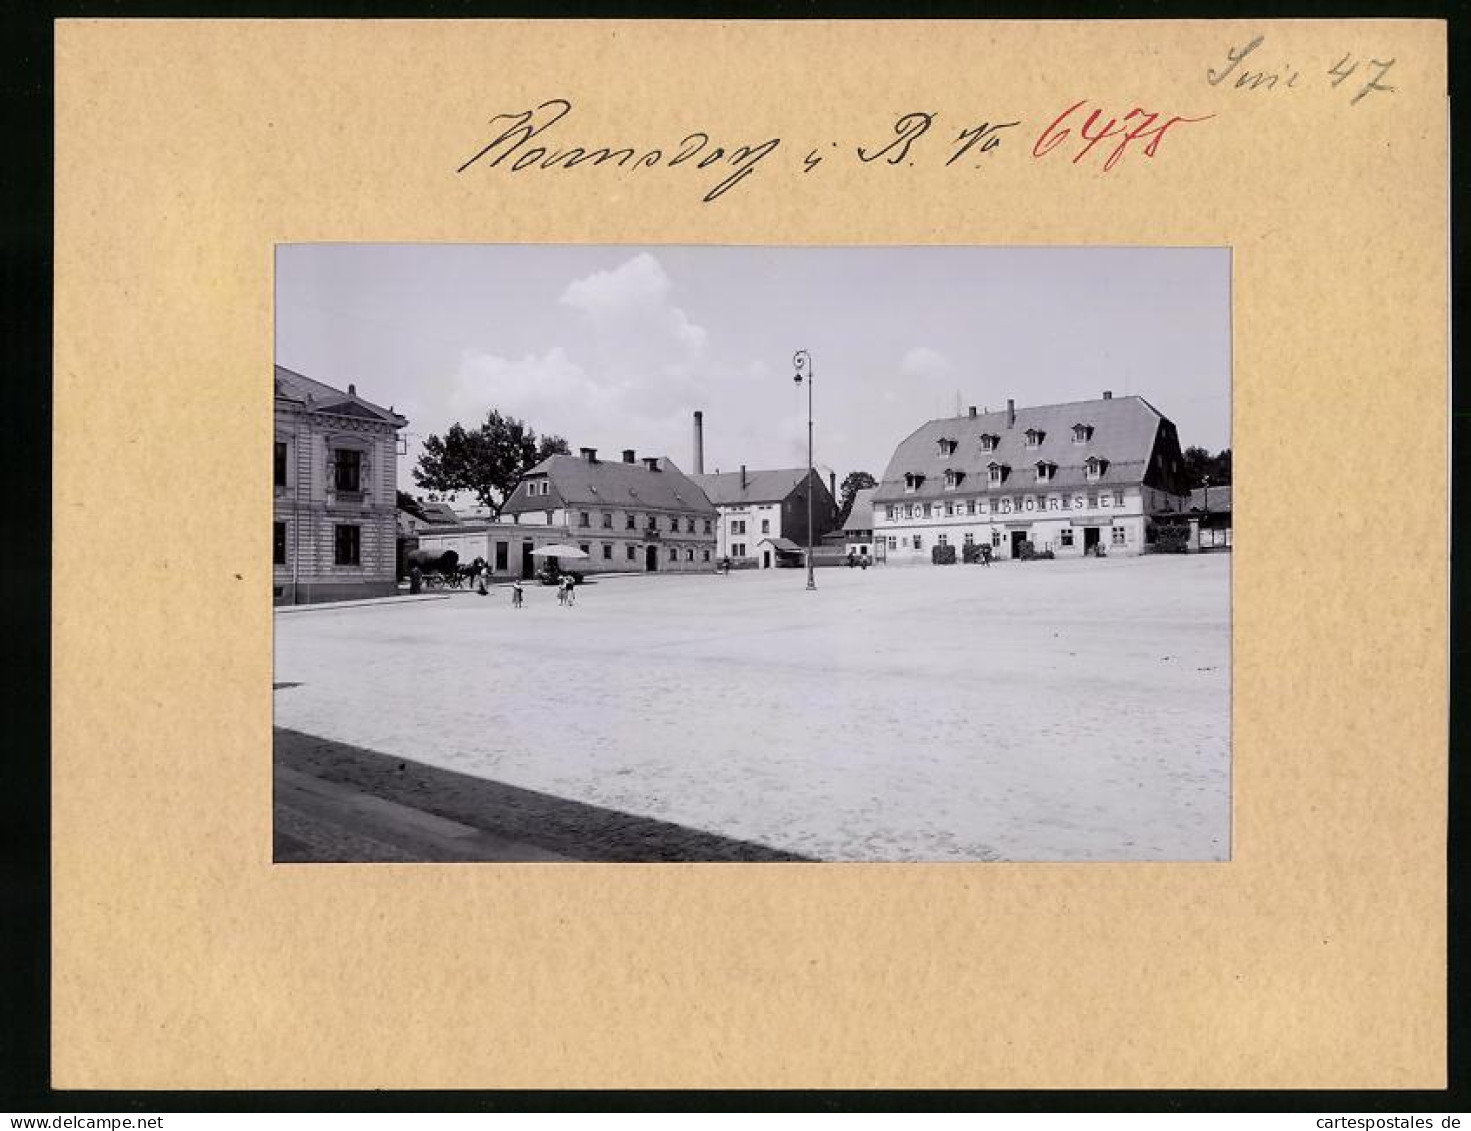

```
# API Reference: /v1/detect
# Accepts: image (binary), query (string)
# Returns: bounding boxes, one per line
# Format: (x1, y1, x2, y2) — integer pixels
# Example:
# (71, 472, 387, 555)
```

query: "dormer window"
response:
(936, 437, 958, 457)
(943, 469, 965, 490)
(1086, 456, 1109, 481)
(987, 461, 1008, 487)
(1072, 423, 1094, 444)
(979, 433, 999, 453)
(1024, 428, 1046, 448)
(903, 472, 925, 494)
(1036, 461, 1057, 484)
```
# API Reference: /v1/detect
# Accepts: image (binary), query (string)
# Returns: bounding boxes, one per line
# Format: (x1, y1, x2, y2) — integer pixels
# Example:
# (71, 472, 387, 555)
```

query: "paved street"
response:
(274, 555, 1230, 862)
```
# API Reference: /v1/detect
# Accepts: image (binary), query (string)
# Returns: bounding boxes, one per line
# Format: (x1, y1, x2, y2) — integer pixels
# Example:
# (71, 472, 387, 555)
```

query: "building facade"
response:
(497, 448, 718, 574)
(871, 393, 1191, 562)
(842, 486, 879, 559)
(690, 467, 840, 568)
(273, 365, 406, 604)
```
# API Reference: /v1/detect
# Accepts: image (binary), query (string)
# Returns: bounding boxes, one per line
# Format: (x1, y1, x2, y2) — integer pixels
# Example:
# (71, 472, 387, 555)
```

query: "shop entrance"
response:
(520, 541, 535, 578)
(645, 545, 658, 572)
(1010, 530, 1028, 558)
(1083, 527, 1100, 555)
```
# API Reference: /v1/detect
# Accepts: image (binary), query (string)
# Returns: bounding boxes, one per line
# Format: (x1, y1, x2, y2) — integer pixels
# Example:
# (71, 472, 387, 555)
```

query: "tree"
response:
(1181, 446, 1232, 490)
(836, 470, 878, 527)
(412, 410, 570, 517)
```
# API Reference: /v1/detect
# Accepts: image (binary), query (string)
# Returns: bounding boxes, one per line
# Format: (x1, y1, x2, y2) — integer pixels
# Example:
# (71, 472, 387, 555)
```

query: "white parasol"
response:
(530, 544, 590, 559)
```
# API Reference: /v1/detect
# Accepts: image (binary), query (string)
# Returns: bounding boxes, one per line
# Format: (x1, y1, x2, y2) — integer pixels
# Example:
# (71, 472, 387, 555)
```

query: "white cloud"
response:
(899, 346, 953, 381)
(559, 252, 709, 357)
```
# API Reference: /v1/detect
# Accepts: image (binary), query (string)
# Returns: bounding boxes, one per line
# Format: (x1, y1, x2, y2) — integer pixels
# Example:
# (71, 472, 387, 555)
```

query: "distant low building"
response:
(842, 486, 879, 559)
(1189, 484, 1233, 550)
(871, 392, 1192, 562)
(273, 365, 406, 604)
(691, 466, 839, 569)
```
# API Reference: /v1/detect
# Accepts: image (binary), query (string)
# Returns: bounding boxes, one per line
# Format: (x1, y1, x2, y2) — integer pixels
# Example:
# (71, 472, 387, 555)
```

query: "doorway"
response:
(645, 545, 658, 572)
(495, 541, 508, 573)
(1083, 527, 1100, 555)
(521, 541, 535, 578)
(762, 550, 771, 569)
(1010, 530, 1028, 559)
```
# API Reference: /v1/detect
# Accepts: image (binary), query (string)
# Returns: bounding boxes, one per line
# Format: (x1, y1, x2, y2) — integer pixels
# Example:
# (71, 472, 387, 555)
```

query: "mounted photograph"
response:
(272, 244, 1231, 864)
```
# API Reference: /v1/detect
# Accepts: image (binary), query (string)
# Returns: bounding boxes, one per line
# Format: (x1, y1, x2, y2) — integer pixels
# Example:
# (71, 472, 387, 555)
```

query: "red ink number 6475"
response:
(1032, 100, 1215, 172)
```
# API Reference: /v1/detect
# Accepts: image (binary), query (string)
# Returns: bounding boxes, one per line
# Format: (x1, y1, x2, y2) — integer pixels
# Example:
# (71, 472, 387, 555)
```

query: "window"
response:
(702, 550, 710, 562)
(626, 545, 637, 561)
(943, 469, 964, 490)
(579, 511, 590, 528)
(979, 434, 998, 452)
(922, 503, 932, 517)
(1061, 529, 1074, 547)
(646, 515, 658, 531)
(603, 544, 612, 560)
(274, 442, 287, 487)
(904, 472, 924, 493)
(761, 519, 770, 534)
(1036, 462, 1056, 483)
(937, 437, 958, 456)
(333, 449, 362, 492)
(887, 537, 897, 550)
(966, 499, 976, 515)
(1072, 423, 1094, 444)
(626, 513, 636, 530)
(668, 547, 678, 562)
(732, 520, 746, 535)
(1086, 457, 1107, 481)
(989, 499, 1000, 514)
(703, 519, 712, 534)
(886, 505, 896, 520)
(733, 542, 746, 557)
(938, 534, 949, 547)
(912, 534, 923, 550)
(273, 522, 286, 564)
(944, 502, 954, 516)
(669, 516, 679, 532)
(1087, 492, 1098, 509)
(686, 518, 695, 533)
(1114, 490, 1125, 507)
(988, 462, 1006, 486)
(686, 548, 694, 562)
(1112, 526, 1126, 546)
(991, 531, 1002, 547)
(601, 512, 612, 528)
(541, 481, 551, 496)
(579, 543, 590, 556)
(963, 532, 974, 546)
(334, 524, 360, 566)
(1024, 428, 1045, 448)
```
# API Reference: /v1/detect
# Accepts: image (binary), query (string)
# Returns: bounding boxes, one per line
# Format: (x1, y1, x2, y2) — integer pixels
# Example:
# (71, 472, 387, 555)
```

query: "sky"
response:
(275, 245, 1230, 497)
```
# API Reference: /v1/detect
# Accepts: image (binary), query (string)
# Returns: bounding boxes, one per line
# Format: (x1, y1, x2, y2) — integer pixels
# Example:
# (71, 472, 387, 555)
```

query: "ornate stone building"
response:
(273, 365, 406, 604)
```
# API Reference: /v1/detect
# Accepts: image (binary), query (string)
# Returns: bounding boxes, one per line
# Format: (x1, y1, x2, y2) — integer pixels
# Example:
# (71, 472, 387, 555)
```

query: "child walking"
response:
(511, 579, 524, 608)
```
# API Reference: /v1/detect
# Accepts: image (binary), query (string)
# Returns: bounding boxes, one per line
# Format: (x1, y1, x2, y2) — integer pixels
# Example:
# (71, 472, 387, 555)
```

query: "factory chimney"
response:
(693, 410, 705, 474)
(828, 470, 836, 499)
(1006, 398, 1016, 428)
(740, 464, 748, 489)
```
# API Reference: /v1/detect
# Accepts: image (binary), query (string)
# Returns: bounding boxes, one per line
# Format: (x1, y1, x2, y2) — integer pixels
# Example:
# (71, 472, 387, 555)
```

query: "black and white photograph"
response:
(272, 245, 1231, 864)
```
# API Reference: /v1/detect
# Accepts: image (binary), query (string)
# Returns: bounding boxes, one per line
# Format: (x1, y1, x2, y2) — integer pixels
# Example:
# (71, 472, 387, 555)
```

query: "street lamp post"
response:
(793, 349, 816, 591)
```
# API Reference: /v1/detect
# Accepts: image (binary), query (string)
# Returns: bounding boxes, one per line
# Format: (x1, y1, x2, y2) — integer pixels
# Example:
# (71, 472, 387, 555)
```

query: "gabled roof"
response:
(690, 468, 816, 506)
(503, 454, 717, 516)
(1189, 485, 1232, 513)
(873, 395, 1166, 504)
(274, 364, 406, 427)
(418, 502, 462, 525)
(843, 487, 878, 532)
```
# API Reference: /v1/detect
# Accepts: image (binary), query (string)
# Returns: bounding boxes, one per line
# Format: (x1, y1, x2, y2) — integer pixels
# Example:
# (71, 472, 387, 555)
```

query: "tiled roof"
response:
(759, 536, 802, 552)
(843, 486, 878, 532)
(418, 502, 462, 525)
(690, 468, 813, 506)
(503, 454, 717, 516)
(274, 364, 406, 426)
(872, 395, 1166, 504)
(1189, 485, 1232, 512)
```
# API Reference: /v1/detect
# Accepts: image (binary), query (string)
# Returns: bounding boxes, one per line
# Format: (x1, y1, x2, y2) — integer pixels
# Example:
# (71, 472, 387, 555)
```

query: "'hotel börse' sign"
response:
(887, 491, 1131, 519)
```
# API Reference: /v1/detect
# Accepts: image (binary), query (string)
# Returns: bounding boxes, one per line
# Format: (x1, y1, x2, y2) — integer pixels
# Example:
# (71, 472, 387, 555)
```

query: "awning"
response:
(759, 537, 802, 552)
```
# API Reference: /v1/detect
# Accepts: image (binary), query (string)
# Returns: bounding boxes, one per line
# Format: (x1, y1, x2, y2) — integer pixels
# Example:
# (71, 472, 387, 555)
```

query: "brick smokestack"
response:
(693, 410, 704, 474)
(740, 464, 747, 489)
(829, 471, 836, 499)
(1006, 398, 1016, 428)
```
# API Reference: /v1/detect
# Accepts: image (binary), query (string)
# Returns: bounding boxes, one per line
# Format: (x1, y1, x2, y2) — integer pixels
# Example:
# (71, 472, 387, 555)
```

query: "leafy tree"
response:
(1181, 446, 1231, 490)
(836, 470, 878, 526)
(413, 410, 570, 517)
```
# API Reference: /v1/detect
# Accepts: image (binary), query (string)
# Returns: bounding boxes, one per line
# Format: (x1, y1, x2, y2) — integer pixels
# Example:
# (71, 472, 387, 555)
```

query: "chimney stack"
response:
(740, 464, 747, 489)
(579, 447, 598, 462)
(622, 449, 636, 463)
(693, 411, 705, 475)
(1006, 398, 1016, 428)
(968, 405, 977, 418)
(643, 457, 661, 472)
(1103, 390, 1113, 400)
(829, 471, 836, 499)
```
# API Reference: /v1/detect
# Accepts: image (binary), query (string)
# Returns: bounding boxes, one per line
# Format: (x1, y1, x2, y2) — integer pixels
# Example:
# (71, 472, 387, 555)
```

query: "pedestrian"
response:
(565, 576, 577, 607)
(557, 576, 568, 606)
(511, 579, 523, 609)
